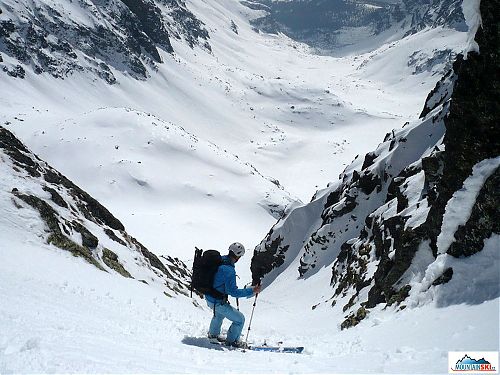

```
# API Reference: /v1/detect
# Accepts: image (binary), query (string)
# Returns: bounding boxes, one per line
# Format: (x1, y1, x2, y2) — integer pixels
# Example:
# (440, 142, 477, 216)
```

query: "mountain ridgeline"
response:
(250, 0, 467, 52)
(0, 0, 210, 82)
(251, 0, 499, 328)
(0, 0, 468, 83)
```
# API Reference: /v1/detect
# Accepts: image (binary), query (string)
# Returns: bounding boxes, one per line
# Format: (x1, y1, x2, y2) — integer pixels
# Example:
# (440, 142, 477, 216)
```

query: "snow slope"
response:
(2, 126, 493, 374)
(251, 0, 499, 339)
(3, 105, 295, 260)
(1, 233, 498, 373)
(1, 0, 497, 373)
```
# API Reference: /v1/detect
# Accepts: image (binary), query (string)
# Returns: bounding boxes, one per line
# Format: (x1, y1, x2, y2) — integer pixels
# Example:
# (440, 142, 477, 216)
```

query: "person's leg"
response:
(207, 301, 224, 337)
(219, 304, 245, 343)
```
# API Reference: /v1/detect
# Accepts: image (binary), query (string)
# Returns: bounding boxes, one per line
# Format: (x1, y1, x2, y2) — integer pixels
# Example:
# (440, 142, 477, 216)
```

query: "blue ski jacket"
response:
(205, 255, 253, 303)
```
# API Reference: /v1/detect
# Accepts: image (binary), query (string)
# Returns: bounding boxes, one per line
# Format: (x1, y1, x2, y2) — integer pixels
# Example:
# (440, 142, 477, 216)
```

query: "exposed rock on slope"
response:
(401, 0, 466, 33)
(0, 126, 191, 296)
(252, 0, 499, 327)
(0, 0, 210, 82)
(160, 0, 211, 50)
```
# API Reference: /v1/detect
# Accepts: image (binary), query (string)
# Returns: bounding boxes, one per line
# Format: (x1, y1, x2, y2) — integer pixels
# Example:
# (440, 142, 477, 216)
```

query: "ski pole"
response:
(244, 281, 261, 346)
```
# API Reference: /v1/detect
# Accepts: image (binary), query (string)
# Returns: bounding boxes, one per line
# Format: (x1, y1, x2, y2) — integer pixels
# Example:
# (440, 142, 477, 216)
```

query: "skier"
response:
(206, 242, 261, 348)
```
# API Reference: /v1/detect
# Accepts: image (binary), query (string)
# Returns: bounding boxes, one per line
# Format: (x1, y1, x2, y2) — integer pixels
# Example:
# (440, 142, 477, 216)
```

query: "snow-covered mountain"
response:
(251, 0, 467, 54)
(1, 0, 473, 261)
(252, 0, 499, 329)
(1, 0, 498, 372)
(0, 0, 210, 81)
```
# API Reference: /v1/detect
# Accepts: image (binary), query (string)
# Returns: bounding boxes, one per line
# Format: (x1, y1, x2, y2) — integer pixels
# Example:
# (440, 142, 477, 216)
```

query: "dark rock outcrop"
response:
(425, 0, 500, 257)
(102, 248, 133, 278)
(447, 168, 500, 257)
(251, 232, 289, 285)
(160, 0, 211, 50)
(121, 0, 174, 58)
(432, 267, 453, 286)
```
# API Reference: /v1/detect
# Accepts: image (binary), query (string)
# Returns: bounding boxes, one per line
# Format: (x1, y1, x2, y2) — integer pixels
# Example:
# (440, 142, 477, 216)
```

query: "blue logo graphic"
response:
(453, 355, 496, 372)
(457, 355, 490, 365)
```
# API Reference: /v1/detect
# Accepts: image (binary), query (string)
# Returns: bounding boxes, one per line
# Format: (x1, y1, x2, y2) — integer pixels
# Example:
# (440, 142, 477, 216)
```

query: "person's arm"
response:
(223, 267, 254, 298)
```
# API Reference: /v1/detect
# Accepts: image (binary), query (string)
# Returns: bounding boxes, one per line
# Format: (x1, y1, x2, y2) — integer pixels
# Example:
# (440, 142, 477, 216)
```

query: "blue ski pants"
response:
(206, 300, 245, 343)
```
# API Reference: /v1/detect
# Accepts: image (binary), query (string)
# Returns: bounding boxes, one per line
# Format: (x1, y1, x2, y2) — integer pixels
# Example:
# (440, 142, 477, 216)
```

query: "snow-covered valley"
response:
(0, 0, 498, 373)
(0, 0, 469, 256)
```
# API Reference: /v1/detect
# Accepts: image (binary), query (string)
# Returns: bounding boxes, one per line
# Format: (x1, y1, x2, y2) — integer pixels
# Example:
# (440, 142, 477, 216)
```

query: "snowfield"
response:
(0, 235, 498, 373)
(0, 0, 498, 373)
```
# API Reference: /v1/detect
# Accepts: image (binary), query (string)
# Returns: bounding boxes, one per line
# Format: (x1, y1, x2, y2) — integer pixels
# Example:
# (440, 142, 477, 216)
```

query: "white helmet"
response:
(228, 242, 245, 257)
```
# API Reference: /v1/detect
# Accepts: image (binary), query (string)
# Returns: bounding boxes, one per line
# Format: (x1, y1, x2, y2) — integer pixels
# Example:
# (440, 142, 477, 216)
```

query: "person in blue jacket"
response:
(206, 242, 261, 348)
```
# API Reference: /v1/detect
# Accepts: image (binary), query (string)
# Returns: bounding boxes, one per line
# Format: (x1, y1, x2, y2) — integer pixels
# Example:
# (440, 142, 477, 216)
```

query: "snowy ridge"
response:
(436, 157, 500, 255)
(0, 125, 191, 296)
(251, 0, 499, 328)
(252, 70, 450, 285)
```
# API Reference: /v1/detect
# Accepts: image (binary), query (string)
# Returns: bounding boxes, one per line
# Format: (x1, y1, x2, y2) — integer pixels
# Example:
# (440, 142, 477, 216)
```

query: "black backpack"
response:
(191, 248, 228, 299)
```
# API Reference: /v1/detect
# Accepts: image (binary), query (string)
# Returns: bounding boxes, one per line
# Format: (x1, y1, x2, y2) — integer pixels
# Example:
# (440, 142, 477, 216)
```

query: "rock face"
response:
(0, 126, 191, 296)
(401, 0, 467, 34)
(0, 0, 210, 82)
(160, 0, 211, 50)
(252, 0, 499, 327)
(251, 0, 466, 51)
(424, 0, 500, 259)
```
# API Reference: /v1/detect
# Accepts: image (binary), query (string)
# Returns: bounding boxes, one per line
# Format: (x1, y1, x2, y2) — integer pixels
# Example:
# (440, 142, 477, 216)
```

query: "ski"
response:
(248, 345, 304, 354)
(182, 336, 304, 354)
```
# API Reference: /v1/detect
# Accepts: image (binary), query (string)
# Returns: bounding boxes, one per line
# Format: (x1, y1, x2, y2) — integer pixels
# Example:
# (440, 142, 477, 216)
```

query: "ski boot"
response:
(208, 334, 225, 344)
(225, 340, 249, 349)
